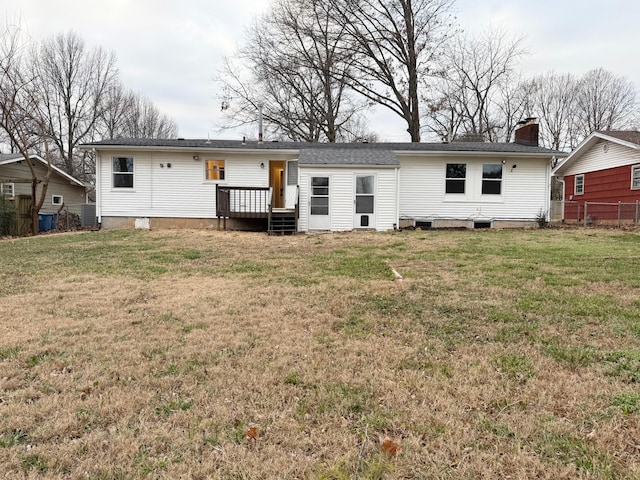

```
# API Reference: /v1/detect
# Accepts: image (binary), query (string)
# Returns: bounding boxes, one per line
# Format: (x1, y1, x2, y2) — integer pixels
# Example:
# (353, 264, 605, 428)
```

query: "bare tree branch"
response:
(217, 0, 370, 142)
(329, 0, 456, 142)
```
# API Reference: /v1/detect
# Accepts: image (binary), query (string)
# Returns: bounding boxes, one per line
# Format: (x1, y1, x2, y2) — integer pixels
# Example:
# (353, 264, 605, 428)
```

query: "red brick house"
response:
(553, 131, 640, 222)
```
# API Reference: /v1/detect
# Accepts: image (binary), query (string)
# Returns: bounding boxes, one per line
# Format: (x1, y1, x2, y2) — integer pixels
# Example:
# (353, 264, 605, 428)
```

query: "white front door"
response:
(354, 174, 375, 229)
(309, 176, 330, 230)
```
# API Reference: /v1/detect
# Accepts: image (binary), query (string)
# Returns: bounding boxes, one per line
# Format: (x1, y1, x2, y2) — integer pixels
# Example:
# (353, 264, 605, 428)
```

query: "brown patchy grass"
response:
(1, 228, 640, 479)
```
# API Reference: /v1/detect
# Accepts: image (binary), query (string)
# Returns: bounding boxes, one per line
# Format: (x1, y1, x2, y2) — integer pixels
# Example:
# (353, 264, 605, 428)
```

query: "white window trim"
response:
(631, 165, 640, 190)
(575, 174, 584, 195)
(204, 158, 227, 183)
(52, 194, 63, 205)
(112, 156, 135, 190)
(1, 182, 15, 197)
(481, 163, 503, 197)
(444, 162, 467, 196)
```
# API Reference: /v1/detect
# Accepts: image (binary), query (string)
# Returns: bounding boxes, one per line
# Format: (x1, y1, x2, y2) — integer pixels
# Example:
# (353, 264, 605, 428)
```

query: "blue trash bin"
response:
(38, 213, 56, 232)
(38, 213, 46, 232)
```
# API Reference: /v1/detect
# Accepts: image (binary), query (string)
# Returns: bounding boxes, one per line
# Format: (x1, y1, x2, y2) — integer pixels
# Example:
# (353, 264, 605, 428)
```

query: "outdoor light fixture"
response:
(260, 162, 265, 168)
(167, 163, 172, 168)
(193, 155, 200, 161)
(501, 159, 506, 164)
(159, 163, 164, 168)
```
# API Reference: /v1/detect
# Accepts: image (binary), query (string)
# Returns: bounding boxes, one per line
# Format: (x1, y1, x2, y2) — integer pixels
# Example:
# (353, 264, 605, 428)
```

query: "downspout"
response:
(94, 149, 101, 224)
(395, 166, 400, 230)
(150, 152, 153, 210)
(545, 159, 551, 221)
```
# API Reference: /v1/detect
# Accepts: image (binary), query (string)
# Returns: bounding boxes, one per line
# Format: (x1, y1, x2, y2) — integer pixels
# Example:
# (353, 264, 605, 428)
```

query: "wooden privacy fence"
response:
(0, 194, 31, 236)
(13, 195, 32, 236)
(554, 200, 640, 227)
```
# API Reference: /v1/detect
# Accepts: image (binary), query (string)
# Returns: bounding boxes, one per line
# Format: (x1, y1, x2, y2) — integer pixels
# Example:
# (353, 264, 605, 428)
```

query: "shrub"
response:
(0, 195, 16, 236)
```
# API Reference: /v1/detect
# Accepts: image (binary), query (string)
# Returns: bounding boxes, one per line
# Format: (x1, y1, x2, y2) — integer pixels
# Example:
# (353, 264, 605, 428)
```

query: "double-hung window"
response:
(445, 163, 466, 194)
(113, 157, 134, 188)
(632, 166, 640, 190)
(1, 183, 14, 197)
(575, 174, 584, 195)
(205, 160, 225, 181)
(482, 164, 503, 195)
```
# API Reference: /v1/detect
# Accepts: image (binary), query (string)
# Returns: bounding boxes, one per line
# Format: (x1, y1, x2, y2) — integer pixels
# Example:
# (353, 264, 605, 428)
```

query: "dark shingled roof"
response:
(299, 148, 398, 166)
(599, 130, 640, 146)
(0, 153, 24, 162)
(84, 138, 565, 156)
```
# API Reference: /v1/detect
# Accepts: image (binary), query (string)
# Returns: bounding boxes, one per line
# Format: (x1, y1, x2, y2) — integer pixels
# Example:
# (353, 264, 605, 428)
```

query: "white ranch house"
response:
(84, 123, 564, 233)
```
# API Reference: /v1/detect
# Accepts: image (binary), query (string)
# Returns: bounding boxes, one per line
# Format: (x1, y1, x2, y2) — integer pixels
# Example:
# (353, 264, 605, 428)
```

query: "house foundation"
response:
(100, 216, 267, 231)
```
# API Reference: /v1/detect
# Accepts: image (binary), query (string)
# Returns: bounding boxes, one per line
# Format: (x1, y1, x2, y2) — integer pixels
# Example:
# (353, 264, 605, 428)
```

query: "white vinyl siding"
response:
(562, 140, 640, 176)
(298, 167, 397, 232)
(399, 155, 549, 220)
(98, 151, 298, 219)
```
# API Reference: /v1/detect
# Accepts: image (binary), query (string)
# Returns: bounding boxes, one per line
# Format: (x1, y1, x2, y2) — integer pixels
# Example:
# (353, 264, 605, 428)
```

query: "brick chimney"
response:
(514, 117, 539, 146)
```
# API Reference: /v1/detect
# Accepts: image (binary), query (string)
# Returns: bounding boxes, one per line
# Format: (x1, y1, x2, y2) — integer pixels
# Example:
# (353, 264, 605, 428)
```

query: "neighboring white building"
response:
(83, 124, 563, 233)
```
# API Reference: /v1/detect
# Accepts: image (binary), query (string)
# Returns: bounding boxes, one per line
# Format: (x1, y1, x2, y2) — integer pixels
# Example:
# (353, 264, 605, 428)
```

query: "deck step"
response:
(268, 211, 297, 235)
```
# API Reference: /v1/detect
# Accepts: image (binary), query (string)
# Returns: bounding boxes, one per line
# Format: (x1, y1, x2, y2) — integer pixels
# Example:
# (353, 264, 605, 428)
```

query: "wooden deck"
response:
(216, 185, 299, 234)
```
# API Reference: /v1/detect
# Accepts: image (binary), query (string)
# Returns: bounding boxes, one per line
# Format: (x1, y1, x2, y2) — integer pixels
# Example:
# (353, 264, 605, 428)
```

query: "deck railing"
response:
(216, 185, 271, 219)
(217, 184, 298, 233)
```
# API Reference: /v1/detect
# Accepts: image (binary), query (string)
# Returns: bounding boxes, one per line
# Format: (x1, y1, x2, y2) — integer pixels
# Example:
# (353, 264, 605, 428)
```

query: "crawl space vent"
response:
(474, 221, 492, 229)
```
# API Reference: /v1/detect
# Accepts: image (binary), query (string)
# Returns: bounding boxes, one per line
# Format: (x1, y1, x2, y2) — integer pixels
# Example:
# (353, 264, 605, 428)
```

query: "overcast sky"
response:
(2, 0, 639, 141)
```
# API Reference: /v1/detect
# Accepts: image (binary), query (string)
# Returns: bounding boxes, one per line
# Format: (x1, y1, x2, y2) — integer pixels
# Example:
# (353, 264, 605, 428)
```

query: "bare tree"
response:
(119, 93, 178, 139)
(98, 81, 133, 139)
(530, 72, 578, 150)
(0, 23, 53, 234)
(97, 81, 178, 140)
(32, 31, 118, 179)
(494, 77, 536, 143)
(424, 75, 466, 142)
(218, 0, 368, 142)
(574, 68, 637, 140)
(427, 28, 525, 142)
(328, 0, 456, 142)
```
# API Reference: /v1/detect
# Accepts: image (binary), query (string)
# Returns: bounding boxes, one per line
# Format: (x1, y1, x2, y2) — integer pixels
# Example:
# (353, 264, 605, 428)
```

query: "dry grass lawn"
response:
(1, 228, 640, 479)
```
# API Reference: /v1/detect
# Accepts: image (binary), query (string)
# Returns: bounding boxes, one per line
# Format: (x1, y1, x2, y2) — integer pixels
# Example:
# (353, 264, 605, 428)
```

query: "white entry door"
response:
(354, 174, 375, 229)
(309, 176, 330, 230)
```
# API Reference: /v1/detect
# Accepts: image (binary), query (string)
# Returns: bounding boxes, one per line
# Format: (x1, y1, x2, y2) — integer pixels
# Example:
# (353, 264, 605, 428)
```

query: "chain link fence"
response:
(552, 200, 640, 227)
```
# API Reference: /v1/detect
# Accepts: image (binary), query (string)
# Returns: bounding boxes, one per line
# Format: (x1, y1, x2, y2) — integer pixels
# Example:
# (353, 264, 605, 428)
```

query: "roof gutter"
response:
(393, 150, 566, 158)
(83, 144, 565, 159)
(80, 144, 301, 156)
